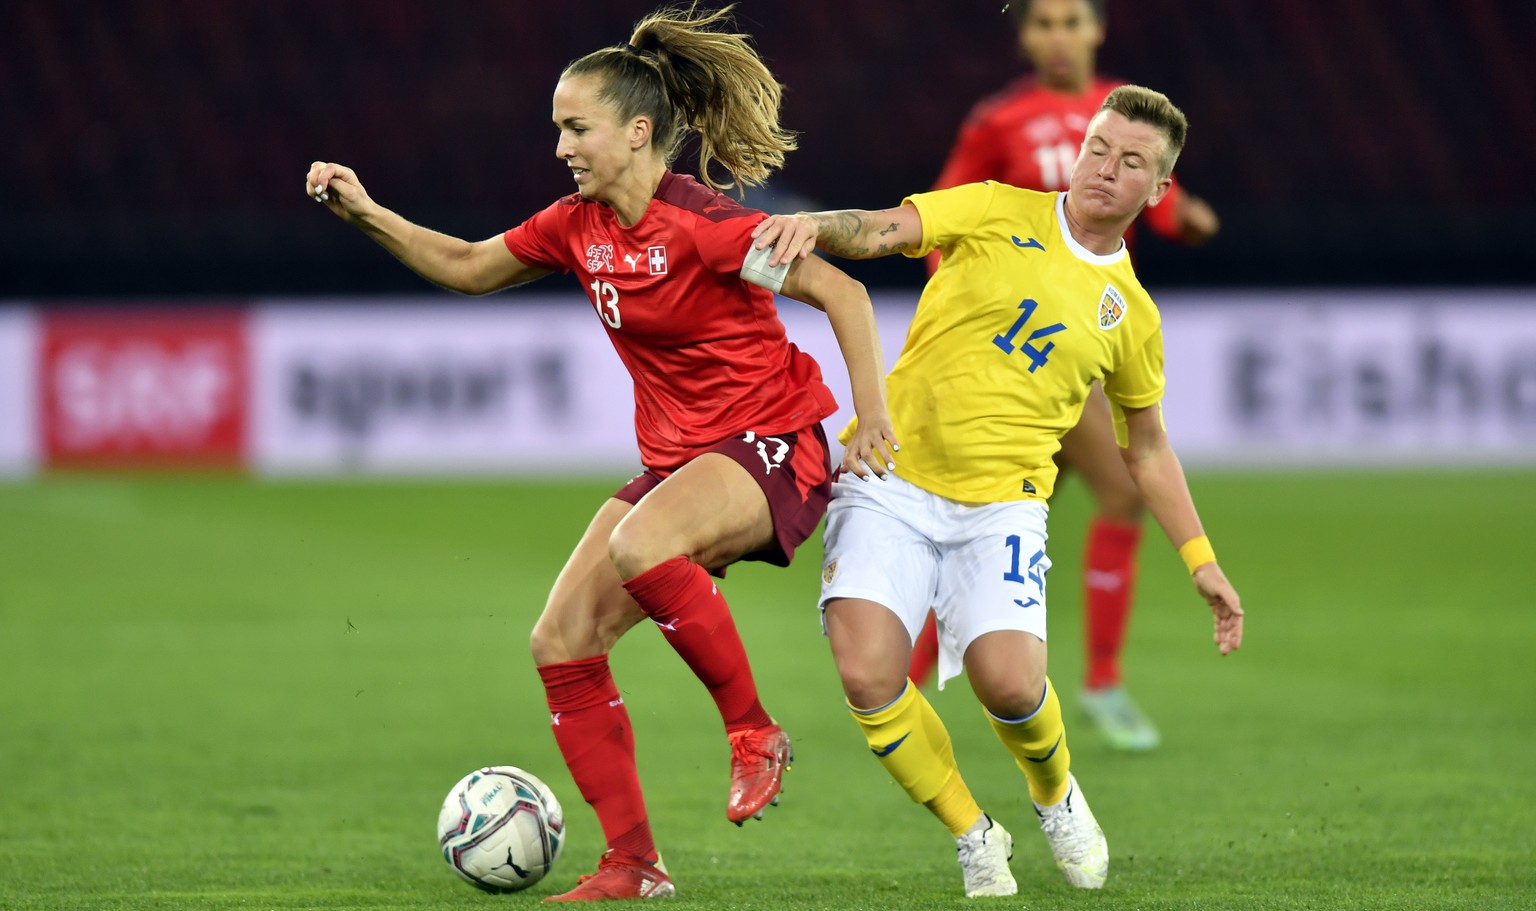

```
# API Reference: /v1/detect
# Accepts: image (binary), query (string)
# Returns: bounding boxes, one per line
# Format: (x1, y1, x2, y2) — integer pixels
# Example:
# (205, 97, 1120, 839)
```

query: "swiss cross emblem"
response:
(1097, 284, 1127, 330)
(586, 244, 615, 273)
(647, 245, 668, 276)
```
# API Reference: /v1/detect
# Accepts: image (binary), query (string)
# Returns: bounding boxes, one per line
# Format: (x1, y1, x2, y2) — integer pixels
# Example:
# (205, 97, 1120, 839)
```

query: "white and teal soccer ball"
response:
(437, 766, 565, 892)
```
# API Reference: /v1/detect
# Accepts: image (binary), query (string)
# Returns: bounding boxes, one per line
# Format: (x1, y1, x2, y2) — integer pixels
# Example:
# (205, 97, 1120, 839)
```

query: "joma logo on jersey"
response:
(647, 245, 668, 276)
(1098, 284, 1127, 329)
(586, 244, 615, 273)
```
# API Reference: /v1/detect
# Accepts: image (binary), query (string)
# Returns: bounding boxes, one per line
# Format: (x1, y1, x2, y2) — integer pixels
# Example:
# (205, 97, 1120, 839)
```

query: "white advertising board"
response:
(248, 289, 1536, 475)
(250, 298, 636, 475)
(0, 309, 37, 477)
(790, 289, 1536, 469)
(1157, 291, 1536, 466)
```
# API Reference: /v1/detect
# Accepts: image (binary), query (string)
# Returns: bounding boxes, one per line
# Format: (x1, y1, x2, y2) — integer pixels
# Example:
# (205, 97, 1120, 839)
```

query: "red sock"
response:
(537, 656, 656, 862)
(623, 556, 771, 734)
(1084, 516, 1143, 691)
(908, 611, 939, 687)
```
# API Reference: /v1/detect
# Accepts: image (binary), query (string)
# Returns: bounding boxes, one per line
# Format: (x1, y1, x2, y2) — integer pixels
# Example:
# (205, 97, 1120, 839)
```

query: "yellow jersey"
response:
(868, 183, 1165, 503)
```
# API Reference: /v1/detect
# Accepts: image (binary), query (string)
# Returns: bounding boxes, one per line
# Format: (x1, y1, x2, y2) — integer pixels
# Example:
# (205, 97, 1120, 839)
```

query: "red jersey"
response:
(503, 171, 837, 472)
(933, 75, 1183, 240)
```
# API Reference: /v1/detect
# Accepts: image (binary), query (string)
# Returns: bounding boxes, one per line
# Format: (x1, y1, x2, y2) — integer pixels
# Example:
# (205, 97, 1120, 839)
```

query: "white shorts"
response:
(818, 472, 1052, 689)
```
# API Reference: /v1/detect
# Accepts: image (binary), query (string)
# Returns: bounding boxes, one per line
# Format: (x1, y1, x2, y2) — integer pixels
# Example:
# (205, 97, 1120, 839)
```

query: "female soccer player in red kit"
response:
(305, 5, 897, 901)
(907, 0, 1219, 752)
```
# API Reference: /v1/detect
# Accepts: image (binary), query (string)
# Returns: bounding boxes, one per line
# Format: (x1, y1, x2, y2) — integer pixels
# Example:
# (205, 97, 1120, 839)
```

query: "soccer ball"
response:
(437, 765, 565, 892)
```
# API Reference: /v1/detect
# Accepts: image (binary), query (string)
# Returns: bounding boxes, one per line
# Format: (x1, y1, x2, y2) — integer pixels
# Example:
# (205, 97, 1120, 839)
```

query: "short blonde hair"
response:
(1099, 85, 1188, 178)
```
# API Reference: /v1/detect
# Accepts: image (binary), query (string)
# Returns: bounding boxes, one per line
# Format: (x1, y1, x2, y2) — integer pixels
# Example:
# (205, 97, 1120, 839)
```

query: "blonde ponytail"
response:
(563, 4, 796, 190)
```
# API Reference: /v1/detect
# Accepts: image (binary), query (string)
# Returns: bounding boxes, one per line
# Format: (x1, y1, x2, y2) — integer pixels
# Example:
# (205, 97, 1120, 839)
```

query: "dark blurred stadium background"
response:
(4, 0, 1534, 297)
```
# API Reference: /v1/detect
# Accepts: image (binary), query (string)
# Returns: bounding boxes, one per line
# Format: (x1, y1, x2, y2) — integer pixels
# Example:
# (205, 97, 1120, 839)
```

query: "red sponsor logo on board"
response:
(40, 310, 248, 469)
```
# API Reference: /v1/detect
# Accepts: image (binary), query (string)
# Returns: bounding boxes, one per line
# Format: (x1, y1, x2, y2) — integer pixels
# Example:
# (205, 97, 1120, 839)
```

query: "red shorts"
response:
(613, 422, 832, 569)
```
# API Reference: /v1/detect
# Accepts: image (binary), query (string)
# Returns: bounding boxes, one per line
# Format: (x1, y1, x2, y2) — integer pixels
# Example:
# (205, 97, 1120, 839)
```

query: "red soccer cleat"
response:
(544, 850, 674, 903)
(726, 722, 793, 825)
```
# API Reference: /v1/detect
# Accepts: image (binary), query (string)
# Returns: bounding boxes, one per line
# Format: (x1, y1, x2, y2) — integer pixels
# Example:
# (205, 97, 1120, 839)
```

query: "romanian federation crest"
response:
(1097, 284, 1127, 329)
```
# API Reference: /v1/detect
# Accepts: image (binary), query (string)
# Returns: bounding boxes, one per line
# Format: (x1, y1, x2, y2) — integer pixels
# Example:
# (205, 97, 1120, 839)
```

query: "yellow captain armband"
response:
(1179, 535, 1217, 575)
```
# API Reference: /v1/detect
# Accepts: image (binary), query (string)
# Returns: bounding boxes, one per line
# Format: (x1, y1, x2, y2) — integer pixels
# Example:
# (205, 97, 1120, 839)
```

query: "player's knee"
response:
(529, 606, 617, 666)
(975, 670, 1048, 720)
(528, 618, 565, 665)
(606, 521, 664, 581)
(836, 653, 908, 711)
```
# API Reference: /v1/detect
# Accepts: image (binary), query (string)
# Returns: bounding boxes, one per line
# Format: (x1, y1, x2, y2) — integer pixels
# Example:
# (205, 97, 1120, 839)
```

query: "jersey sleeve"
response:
(1104, 325, 1167, 447)
(692, 209, 790, 292)
(1103, 325, 1166, 410)
(926, 106, 1004, 280)
(693, 210, 760, 269)
(902, 183, 995, 259)
(502, 202, 572, 273)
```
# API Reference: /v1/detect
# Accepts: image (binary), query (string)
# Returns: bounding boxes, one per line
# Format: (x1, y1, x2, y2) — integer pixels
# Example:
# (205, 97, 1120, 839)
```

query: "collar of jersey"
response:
(1054, 192, 1128, 266)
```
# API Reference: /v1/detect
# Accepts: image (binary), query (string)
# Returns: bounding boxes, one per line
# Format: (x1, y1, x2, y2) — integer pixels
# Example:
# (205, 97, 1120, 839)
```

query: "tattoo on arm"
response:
(815, 211, 912, 259)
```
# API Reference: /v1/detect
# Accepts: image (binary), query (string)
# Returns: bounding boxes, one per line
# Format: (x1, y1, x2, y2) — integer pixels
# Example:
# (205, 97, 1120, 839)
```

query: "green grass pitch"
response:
(2, 470, 1533, 909)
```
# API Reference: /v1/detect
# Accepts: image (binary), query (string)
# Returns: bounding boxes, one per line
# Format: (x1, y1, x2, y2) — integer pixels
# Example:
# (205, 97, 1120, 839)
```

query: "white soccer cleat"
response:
(1035, 774, 1108, 889)
(955, 814, 1017, 898)
(1079, 686, 1161, 752)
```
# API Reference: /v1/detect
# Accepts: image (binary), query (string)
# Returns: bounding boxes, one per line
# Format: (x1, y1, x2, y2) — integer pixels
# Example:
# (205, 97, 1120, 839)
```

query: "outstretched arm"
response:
(1142, 178, 1220, 248)
(305, 161, 550, 295)
(1119, 402, 1244, 655)
(1174, 193, 1221, 246)
(779, 255, 898, 480)
(750, 203, 923, 268)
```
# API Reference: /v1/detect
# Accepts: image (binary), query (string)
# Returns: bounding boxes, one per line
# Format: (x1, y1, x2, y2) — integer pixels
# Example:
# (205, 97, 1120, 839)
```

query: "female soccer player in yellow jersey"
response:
(751, 85, 1242, 897)
(913, 0, 1224, 753)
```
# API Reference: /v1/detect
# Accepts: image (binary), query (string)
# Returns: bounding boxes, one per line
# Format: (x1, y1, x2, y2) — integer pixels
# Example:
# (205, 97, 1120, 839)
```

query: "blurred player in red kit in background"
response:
(907, 0, 1219, 752)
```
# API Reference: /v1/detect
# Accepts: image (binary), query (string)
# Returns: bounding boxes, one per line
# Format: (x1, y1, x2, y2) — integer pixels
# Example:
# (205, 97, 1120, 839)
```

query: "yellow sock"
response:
(986, 677, 1072, 806)
(850, 681, 983, 836)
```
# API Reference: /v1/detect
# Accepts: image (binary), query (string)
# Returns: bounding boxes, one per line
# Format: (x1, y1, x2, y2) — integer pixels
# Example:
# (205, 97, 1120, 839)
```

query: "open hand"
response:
(840, 417, 900, 482)
(751, 213, 821, 268)
(1193, 562, 1243, 655)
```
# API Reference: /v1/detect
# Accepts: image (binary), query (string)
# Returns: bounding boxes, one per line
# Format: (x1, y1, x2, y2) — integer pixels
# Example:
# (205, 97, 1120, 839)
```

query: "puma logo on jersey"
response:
(623, 251, 642, 271)
(743, 431, 789, 473)
(652, 618, 679, 632)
